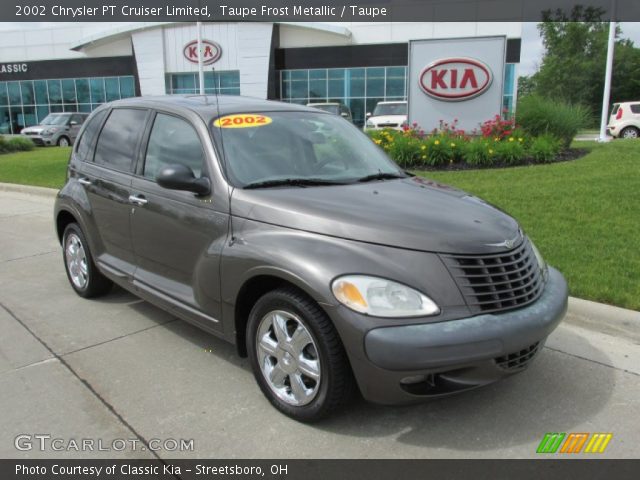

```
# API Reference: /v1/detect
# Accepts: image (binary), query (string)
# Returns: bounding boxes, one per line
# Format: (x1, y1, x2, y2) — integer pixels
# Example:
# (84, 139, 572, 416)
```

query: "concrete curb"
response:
(565, 297, 640, 342)
(0, 182, 58, 198)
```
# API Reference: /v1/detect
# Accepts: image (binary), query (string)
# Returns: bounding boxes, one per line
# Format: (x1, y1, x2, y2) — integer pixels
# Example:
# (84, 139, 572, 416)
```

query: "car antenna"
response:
(211, 66, 236, 246)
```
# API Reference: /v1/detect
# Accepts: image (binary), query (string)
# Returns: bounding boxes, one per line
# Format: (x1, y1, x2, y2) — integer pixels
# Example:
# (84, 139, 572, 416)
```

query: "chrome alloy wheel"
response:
(256, 310, 321, 406)
(65, 233, 88, 289)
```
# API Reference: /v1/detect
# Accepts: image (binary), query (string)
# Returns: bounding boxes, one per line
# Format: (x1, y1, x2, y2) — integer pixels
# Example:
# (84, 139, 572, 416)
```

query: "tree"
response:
(529, 5, 640, 123)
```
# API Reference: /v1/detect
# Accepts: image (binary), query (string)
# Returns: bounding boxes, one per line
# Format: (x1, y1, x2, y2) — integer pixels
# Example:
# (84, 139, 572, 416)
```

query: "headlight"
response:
(42, 127, 59, 136)
(331, 275, 439, 317)
(529, 240, 548, 279)
(366, 120, 375, 128)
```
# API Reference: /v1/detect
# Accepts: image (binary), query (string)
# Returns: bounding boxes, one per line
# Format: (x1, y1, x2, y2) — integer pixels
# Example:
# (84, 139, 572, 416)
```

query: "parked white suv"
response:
(608, 102, 640, 138)
(364, 101, 407, 131)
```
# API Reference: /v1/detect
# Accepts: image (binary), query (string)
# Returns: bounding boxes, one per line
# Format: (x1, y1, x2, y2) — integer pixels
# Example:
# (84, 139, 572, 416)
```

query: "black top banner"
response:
(4, 0, 640, 22)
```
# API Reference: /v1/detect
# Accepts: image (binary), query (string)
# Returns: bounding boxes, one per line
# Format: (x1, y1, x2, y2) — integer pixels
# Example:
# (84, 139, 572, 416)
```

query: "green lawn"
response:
(0, 146, 71, 189)
(417, 140, 640, 311)
(1, 142, 638, 310)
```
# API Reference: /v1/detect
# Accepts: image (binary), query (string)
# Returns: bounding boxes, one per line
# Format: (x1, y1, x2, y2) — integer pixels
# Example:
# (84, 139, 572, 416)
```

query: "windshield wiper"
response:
(243, 178, 346, 189)
(357, 172, 406, 183)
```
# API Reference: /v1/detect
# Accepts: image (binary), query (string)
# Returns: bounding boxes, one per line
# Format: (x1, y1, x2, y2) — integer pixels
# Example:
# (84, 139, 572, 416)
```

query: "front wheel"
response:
(57, 136, 70, 147)
(62, 223, 112, 298)
(247, 287, 354, 422)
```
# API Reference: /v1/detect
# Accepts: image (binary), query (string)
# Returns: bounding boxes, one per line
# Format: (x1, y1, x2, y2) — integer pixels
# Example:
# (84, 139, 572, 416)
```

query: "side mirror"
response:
(69, 121, 78, 126)
(156, 164, 211, 195)
(366, 112, 372, 118)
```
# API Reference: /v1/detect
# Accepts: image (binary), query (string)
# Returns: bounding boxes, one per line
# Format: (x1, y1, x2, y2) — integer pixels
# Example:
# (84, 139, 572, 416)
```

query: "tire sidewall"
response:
(247, 291, 334, 422)
(62, 223, 95, 297)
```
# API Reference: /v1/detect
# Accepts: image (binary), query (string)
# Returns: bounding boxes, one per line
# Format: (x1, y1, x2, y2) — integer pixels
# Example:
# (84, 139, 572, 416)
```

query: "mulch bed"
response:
(413, 148, 590, 172)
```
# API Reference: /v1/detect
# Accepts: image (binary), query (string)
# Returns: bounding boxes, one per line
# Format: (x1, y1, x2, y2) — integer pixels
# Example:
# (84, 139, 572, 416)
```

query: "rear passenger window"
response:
(94, 108, 147, 172)
(630, 104, 640, 114)
(144, 113, 204, 180)
(75, 110, 108, 160)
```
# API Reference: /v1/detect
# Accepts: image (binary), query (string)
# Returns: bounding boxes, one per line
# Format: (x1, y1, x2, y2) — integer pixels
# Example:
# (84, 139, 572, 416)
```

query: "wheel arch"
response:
(233, 272, 329, 358)
(56, 209, 78, 244)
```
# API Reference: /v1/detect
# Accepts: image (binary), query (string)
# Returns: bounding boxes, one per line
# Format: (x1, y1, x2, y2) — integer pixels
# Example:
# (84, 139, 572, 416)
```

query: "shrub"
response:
(528, 134, 561, 163)
(462, 138, 494, 166)
(385, 132, 423, 167)
(6, 136, 35, 152)
(0, 135, 7, 153)
(517, 95, 590, 148)
(495, 137, 526, 164)
(423, 136, 455, 166)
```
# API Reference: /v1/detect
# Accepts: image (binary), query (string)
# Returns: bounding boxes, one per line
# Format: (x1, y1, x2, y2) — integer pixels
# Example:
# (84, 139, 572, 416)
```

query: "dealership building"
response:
(0, 21, 521, 133)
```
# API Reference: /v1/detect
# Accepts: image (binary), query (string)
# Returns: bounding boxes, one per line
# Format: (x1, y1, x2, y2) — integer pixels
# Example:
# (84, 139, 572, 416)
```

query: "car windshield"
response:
(373, 103, 407, 116)
(308, 104, 340, 115)
(40, 114, 69, 126)
(210, 111, 405, 188)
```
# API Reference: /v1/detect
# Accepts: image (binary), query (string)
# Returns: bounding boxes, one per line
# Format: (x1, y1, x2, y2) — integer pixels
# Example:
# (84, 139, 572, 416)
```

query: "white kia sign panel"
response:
(408, 36, 506, 132)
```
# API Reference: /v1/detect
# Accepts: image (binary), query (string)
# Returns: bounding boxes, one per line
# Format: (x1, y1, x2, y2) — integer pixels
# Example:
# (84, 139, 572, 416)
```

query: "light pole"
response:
(598, 2, 617, 142)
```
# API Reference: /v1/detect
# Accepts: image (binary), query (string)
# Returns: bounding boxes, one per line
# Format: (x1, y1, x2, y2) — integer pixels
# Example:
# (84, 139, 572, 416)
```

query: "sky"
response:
(1, 21, 639, 78)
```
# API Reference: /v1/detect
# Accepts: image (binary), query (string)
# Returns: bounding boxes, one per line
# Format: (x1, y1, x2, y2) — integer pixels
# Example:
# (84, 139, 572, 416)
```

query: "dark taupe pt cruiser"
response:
(54, 96, 568, 422)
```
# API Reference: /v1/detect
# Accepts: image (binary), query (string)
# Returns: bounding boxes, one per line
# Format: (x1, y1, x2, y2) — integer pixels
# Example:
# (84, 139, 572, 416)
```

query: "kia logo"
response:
(419, 58, 493, 101)
(183, 40, 222, 65)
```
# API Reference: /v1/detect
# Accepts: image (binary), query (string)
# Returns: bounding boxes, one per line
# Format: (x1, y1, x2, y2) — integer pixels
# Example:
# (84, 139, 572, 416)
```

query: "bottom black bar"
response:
(3, 459, 640, 480)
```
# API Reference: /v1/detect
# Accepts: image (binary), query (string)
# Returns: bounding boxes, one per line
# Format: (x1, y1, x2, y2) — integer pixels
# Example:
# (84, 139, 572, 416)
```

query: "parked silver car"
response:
(21, 113, 88, 147)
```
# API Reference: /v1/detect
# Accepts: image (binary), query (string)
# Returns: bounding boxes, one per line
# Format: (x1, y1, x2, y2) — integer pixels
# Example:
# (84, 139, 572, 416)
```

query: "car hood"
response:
(369, 115, 406, 125)
(21, 126, 45, 134)
(232, 176, 521, 254)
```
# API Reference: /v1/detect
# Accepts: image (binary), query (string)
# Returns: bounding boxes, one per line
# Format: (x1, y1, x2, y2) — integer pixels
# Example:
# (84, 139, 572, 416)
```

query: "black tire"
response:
(620, 126, 639, 139)
(62, 223, 112, 298)
(247, 287, 355, 422)
(57, 136, 70, 147)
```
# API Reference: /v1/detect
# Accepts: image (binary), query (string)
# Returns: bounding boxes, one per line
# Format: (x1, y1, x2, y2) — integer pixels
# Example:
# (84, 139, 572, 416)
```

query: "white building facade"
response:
(0, 22, 521, 133)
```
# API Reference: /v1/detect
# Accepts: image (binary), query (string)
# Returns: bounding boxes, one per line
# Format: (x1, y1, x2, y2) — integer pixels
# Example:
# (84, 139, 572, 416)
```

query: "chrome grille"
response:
(495, 342, 542, 371)
(441, 238, 544, 314)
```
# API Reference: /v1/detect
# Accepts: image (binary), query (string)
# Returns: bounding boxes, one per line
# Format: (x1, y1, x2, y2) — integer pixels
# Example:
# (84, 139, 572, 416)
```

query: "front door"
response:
(130, 111, 226, 332)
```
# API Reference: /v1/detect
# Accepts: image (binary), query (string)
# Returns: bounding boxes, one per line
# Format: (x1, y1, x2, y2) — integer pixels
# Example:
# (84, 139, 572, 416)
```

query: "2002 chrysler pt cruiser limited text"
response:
(54, 96, 568, 421)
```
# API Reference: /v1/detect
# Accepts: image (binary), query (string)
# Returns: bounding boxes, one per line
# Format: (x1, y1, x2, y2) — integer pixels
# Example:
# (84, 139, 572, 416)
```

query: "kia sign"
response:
(419, 58, 493, 101)
(408, 36, 506, 132)
(183, 40, 222, 65)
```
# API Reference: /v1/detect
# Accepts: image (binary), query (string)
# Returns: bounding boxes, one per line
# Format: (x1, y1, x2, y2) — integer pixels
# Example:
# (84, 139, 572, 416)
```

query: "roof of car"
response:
(105, 95, 324, 119)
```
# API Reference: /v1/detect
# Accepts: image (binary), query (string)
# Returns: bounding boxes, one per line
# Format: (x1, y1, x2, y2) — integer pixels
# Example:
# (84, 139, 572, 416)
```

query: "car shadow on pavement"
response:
(316, 330, 615, 451)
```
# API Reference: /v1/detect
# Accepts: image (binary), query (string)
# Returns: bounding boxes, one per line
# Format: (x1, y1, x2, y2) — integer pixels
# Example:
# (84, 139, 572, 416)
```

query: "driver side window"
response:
(144, 113, 204, 180)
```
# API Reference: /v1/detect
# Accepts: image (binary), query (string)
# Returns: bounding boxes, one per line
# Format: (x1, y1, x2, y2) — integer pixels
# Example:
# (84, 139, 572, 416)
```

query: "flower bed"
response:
(367, 115, 582, 170)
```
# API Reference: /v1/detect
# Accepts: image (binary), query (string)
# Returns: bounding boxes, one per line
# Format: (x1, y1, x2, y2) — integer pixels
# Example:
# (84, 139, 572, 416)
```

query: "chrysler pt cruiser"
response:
(54, 96, 568, 422)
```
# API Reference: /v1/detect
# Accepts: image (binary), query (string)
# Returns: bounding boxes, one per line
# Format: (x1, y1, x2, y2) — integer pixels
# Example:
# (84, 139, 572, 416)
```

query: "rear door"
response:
(129, 110, 226, 332)
(79, 107, 150, 278)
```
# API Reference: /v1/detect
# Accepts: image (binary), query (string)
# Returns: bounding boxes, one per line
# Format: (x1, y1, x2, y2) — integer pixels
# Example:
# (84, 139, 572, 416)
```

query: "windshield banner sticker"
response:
(213, 114, 272, 128)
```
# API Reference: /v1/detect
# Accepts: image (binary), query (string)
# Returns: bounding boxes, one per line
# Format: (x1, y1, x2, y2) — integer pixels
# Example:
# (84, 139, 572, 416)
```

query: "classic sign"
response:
(0, 63, 28, 74)
(419, 57, 493, 101)
(183, 40, 222, 65)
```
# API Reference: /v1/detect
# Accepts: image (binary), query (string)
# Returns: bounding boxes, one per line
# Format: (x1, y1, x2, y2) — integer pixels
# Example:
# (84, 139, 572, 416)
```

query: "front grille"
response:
(441, 237, 544, 314)
(495, 342, 542, 371)
(378, 123, 398, 128)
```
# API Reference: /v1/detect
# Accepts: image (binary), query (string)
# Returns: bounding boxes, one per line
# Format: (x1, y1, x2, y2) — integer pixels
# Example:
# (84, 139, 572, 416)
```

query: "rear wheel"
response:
(247, 287, 354, 422)
(62, 223, 112, 298)
(620, 126, 639, 139)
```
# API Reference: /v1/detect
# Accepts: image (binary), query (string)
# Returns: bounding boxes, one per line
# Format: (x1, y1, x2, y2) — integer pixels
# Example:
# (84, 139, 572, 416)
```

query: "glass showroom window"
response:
(502, 63, 517, 118)
(0, 75, 135, 135)
(280, 66, 408, 127)
(165, 71, 241, 96)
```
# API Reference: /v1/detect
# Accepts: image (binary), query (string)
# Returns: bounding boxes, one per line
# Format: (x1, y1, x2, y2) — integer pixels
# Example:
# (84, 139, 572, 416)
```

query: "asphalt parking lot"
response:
(0, 186, 638, 459)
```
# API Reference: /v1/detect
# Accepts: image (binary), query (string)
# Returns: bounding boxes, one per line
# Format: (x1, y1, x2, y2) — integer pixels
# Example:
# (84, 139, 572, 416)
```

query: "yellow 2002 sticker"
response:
(213, 114, 272, 128)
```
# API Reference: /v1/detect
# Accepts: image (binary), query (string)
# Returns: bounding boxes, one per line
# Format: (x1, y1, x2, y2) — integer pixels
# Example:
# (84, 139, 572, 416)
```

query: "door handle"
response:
(77, 177, 92, 186)
(128, 194, 148, 206)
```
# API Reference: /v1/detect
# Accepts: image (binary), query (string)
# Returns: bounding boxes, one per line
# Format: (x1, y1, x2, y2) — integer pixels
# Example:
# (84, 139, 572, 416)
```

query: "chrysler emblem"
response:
(486, 233, 521, 249)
